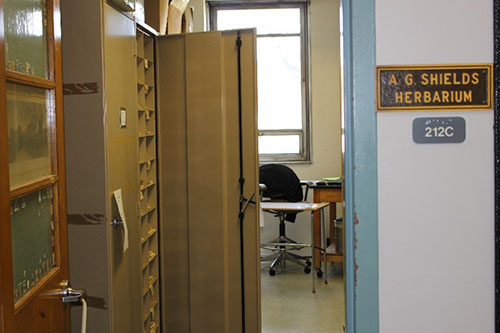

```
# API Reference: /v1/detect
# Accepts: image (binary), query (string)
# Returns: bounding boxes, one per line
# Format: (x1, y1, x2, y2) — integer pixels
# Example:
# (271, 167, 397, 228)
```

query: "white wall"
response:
(376, 0, 494, 332)
(190, 0, 206, 32)
(294, 0, 343, 180)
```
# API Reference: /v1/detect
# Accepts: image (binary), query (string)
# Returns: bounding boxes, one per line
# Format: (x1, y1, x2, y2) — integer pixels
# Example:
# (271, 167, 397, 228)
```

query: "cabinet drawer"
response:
(315, 189, 342, 202)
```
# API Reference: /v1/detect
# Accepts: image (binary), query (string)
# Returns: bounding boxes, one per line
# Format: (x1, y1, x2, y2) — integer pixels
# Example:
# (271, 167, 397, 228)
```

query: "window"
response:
(210, 1, 310, 162)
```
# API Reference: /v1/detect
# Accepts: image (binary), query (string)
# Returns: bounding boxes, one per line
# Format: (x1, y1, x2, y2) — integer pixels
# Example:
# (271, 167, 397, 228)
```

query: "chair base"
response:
(261, 235, 311, 275)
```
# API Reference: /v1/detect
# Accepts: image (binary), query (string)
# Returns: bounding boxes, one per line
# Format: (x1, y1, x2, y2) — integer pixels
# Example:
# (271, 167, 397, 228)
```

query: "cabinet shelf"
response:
(142, 301, 159, 323)
(141, 227, 157, 245)
(136, 54, 154, 66)
(150, 321, 159, 332)
(138, 131, 155, 138)
(139, 157, 155, 165)
(137, 26, 160, 332)
(142, 275, 159, 296)
(140, 180, 156, 191)
(142, 251, 157, 270)
(151, 301, 159, 314)
(139, 205, 156, 218)
(136, 55, 154, 66)
(137, 82, 154, 92)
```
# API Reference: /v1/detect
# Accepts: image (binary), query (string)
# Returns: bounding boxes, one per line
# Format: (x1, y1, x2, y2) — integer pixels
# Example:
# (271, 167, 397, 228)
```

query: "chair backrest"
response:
(259, 164, 304, 202)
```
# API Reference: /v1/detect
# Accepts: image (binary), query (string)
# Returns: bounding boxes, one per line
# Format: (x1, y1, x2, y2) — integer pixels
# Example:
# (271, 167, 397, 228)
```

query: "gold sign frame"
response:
(376, 63, 493, 112)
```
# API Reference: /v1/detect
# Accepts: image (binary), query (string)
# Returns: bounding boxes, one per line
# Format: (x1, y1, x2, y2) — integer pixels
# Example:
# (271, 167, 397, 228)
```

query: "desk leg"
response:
(321, 208, 328, 285)
(311, 211, 315, 293)
(313, 191, 321, 270)
(330, 203, 336, 249)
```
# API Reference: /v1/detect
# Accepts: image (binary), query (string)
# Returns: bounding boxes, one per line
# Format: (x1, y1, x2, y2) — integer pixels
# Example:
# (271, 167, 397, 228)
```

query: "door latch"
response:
(61, 280, 86, 303)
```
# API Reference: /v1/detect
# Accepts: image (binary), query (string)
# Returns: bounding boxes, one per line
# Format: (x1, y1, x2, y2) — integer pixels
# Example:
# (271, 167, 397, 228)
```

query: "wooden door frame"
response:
(0, 0, 69, 330)
(0, 0, 9, 331)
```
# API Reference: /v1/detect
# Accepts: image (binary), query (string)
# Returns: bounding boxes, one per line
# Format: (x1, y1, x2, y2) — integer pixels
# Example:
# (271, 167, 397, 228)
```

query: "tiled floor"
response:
(261, 261, 345, 333)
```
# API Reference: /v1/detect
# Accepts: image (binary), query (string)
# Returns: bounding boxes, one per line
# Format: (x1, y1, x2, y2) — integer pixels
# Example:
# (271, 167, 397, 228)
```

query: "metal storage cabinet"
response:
(63, 1, 260, 329)
(62, 1, 142, 332)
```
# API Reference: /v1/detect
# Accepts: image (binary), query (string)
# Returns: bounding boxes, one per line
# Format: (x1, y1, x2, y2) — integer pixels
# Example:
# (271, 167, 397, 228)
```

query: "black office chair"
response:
(259, 164, 311, 276)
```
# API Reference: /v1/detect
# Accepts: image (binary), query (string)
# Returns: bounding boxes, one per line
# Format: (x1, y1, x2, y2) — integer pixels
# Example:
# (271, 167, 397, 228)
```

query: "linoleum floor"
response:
(261, 262, 345, 333)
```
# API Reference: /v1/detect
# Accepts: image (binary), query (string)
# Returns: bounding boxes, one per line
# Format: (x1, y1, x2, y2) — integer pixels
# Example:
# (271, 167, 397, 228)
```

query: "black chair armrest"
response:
(299, 181, 311, 201)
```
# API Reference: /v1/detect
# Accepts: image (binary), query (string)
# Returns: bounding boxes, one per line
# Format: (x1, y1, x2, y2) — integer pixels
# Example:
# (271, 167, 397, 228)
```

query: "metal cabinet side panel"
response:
(184, 32, 231, 332)
(103, 4, 142, 333)
(156, 34, 191, 333)
(61, 0, 111, 332)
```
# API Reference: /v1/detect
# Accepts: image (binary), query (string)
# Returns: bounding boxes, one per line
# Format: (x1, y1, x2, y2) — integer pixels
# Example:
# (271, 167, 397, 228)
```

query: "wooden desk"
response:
(261, 202, 329, 293)
(311, 185, 343, 270)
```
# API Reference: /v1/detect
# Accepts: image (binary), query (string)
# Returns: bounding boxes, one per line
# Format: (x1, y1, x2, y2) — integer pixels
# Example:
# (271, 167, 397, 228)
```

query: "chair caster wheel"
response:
(269, 269, 276, 276)
(304, 266, 311, 274)
(306, 260, 312, 266)
(316, 269, 323, 278)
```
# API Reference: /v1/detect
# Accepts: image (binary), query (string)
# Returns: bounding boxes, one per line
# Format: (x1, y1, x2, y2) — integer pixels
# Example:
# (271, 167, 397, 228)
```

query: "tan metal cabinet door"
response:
(156, 29, 261, 333)
(103, 4, 143, 333)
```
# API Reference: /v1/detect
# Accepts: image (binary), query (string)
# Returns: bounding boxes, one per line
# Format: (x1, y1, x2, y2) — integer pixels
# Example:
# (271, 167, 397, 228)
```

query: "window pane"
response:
(259, 135, 300, 154)
(4, 0, 49, 78)
(11, 187, 57, 303)
(7, 83, 54, 189)
(257, 36, 302, 130)
(217, 8, 300, 34)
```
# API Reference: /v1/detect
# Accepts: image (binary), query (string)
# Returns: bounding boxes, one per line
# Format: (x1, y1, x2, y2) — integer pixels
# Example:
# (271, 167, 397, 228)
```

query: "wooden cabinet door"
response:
(0, 0, 70, 331)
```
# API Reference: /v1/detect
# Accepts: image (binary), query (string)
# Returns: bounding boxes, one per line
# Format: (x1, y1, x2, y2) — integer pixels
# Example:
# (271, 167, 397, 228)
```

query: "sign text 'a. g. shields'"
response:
(376, 64, 493, 112)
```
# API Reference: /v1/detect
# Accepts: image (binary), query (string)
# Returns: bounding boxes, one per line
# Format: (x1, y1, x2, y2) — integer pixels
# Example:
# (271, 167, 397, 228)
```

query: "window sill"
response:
(259, 157, 312, 165)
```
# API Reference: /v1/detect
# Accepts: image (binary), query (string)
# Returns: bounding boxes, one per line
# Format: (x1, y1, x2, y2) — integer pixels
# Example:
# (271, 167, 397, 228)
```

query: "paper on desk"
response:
(113, 189, 129, 253)
(323, 177, 342, 181)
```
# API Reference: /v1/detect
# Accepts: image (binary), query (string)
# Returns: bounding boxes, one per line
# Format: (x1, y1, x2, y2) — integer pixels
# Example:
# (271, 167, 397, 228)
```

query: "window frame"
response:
(209, 0, 311, 163)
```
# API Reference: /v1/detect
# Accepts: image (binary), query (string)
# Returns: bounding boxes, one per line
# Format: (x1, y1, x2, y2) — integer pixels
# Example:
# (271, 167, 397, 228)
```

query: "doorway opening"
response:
(210, 1, 347, 331)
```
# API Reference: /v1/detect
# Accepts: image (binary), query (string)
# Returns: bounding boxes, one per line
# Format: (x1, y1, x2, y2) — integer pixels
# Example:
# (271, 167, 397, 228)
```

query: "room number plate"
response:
(412, 117, 466, 144)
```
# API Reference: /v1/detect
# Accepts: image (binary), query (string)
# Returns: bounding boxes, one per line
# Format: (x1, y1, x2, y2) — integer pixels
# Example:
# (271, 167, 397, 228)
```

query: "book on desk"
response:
(303, 179, 342, 189)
